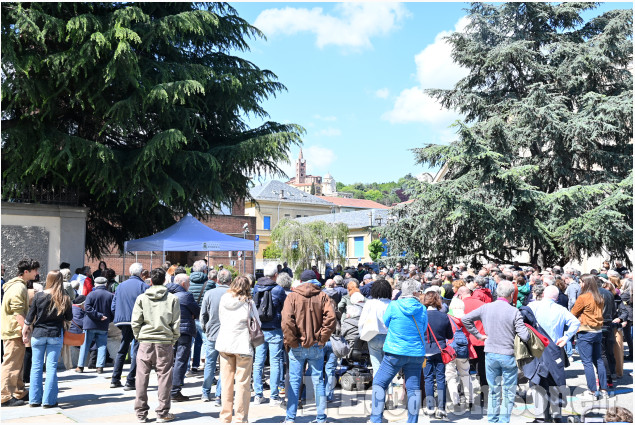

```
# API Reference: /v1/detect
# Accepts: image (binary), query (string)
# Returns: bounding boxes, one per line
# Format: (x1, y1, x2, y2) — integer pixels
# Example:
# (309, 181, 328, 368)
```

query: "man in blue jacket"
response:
(252, 262, 287, 405)
(76, 277, 114, 374)
(167, 273, 200, 402)
(110, 263, 149, 390)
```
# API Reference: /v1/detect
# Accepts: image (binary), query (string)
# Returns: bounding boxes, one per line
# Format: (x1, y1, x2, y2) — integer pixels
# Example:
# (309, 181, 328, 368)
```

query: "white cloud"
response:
(305, 146, 337, 174)
(318, 127, 342, 137)
(383, 16, 470, 125)
(254, 3, 409, 50)
(375, 88, 390, 99)
(313, 114, 337, 122)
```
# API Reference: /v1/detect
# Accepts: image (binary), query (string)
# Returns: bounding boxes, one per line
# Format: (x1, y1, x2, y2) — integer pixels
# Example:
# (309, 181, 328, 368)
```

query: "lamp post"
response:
(242, 224, 249, 275)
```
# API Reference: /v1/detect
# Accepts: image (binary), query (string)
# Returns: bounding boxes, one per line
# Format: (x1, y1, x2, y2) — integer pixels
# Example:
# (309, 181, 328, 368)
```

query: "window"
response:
(296, 215, 301, 218)
(354, 236, 364, 258)
(263, 216, 271, 230)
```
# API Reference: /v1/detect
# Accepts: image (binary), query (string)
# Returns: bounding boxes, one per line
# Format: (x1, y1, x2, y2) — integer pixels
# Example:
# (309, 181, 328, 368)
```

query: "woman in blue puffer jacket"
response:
(369, 279, 427, 423)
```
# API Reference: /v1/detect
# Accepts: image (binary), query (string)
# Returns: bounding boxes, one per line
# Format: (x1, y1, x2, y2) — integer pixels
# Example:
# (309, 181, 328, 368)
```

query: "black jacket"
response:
(83, 285, 114, 331)
(167, 283, 201, 337)
(25, 292, 73, 338)
(599, 287, 617, 327)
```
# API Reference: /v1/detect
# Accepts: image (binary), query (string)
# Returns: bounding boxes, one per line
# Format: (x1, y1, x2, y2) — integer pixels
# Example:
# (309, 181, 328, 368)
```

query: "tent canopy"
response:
(124, 213, 254, 252)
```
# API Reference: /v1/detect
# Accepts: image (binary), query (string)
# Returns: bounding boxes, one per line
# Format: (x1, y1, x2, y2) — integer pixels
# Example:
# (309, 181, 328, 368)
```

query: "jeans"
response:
(202, 339, 222, 398)
(172, 335, 193, 396)
(323, 341, 338, 400)
(367, 333, 386, 377)
(190, 320, 204, 370)
(485, 352, 517, 423)
(424, 353, 446, 411)
(601, 327, 616, 381)
(30, 335, 63, 405)
(370, 352, 425, 423)
(78, 329, 108, 368)
(253, 328, 284, 399)
(112, 324, 139, 386)
(577, 331, 607, 393)
(286, 345, 327, 423)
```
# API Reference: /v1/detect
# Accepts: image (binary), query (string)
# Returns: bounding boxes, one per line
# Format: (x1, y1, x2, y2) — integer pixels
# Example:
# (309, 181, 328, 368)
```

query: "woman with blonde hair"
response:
(215, 275, 260, 423)
(22, 270, 72, 407)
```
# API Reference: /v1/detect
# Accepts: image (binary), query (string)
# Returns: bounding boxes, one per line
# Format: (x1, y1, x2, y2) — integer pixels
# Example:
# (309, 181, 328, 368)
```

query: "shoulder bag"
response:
(63, 319, 85, 346)
(247, 301, 265, 347)
(427, 323, 456, 364)
(410, 315, 427, 369)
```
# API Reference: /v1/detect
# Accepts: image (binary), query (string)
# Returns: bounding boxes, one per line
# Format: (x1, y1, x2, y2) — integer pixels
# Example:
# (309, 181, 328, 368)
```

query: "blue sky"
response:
(230, 2, 631, 186)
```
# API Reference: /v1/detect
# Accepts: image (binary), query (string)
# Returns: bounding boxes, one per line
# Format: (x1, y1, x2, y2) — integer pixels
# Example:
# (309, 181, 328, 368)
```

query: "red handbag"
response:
(427, 324, 457, 364)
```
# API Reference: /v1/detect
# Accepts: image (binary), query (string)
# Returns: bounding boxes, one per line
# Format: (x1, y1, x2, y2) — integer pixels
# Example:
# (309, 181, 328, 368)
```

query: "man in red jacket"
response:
(459, 287, 488, 395)
(472, 276, 493, 304)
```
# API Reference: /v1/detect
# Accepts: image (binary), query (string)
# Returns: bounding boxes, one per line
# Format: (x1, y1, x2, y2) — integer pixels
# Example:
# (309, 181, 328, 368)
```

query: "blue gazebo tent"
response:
(123, 213, 254, 275)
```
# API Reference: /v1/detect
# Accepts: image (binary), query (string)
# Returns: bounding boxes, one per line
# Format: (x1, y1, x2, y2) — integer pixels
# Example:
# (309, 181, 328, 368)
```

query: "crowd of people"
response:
(1, 257, 633, 424)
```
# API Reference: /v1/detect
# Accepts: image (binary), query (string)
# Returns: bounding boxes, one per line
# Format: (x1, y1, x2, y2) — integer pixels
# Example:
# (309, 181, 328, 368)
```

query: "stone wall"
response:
(1, 225, 50, 277)
(1, 202, 88, 276)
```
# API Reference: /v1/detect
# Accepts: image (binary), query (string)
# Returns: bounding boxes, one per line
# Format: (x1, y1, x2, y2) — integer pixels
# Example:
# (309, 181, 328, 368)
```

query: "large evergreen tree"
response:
(1, 3, 302, 257)
(383, 2, 633, 267)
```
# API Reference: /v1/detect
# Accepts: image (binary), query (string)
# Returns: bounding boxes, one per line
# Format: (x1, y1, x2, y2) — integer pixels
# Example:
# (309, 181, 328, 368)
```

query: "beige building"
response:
(245, 180, 335, 261)
(295, 208, 392, 266)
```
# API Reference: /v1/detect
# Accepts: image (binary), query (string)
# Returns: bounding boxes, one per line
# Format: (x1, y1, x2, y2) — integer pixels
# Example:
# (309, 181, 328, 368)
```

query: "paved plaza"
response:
(1, 356, 632, 424)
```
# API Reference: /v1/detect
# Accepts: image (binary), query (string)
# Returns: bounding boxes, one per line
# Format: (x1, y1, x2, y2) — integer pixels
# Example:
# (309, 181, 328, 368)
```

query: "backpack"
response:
(449, 320, 469, 359)
(254, 287, 275, 323)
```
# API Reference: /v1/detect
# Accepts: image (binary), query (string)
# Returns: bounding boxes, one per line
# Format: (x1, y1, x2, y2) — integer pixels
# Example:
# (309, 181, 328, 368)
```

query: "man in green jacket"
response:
(131, 268, 181, 423)
(1, 259, 39, 407)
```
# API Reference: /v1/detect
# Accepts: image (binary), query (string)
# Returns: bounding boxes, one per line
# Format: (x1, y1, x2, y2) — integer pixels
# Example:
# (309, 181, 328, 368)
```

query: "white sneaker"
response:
(424, 408, 436, 416)
(270, 397, 283, 407)
(581, 390, 598, 401)
(254, 395, 267, 405)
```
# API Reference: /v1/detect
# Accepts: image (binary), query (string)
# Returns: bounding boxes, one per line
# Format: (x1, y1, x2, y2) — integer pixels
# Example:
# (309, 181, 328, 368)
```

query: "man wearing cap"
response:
(76, 276, 114, 374)
(360, 274, 374, 298)
(281, 270, 336, 423)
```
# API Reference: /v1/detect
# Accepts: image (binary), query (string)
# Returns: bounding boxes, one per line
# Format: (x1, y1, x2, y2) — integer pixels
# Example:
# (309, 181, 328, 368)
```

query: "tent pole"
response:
(150, 251, 153, 270)
(122, 251, 126, 281)
(253, 240, 256, 277)
(207, 251, 210, 270)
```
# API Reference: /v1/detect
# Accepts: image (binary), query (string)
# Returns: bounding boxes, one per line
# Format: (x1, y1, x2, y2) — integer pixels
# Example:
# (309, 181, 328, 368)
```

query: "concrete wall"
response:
(1, 202, 88, 276)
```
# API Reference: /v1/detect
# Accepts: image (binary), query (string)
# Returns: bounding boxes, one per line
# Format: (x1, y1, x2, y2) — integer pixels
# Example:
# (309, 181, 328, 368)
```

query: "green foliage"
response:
(383, 3, 633, 268)
(338, 174, 417, 206)
(1, 3, 302, 258)
(368, 239, 385, 262)
(263, 244, 282, 260)
(270, 218, 348, 276)
(310, 182, 316, 195)
(220, 264, 239, 281)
